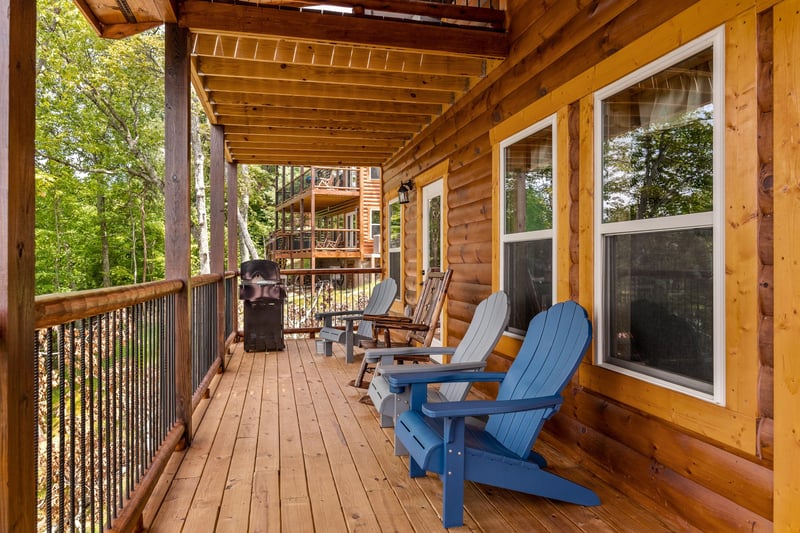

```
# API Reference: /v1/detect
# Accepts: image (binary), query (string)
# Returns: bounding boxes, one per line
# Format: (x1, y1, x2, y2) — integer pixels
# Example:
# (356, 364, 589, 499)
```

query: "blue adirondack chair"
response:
(388, 300, 599, 528)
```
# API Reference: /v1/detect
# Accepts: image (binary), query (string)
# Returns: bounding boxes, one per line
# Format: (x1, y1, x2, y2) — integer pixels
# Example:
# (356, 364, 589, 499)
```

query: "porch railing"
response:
(281, 267, 382, 335)
(276, 166, 360, 204)
(33, 272, 238, 532)
(268, 228, 361, 255)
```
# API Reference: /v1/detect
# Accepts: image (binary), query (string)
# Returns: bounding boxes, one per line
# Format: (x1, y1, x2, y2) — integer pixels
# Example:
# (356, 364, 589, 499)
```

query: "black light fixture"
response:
(397, 180, 414, 204)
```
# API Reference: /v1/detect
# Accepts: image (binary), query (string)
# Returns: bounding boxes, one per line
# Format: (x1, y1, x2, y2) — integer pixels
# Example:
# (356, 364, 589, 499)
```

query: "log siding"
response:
(383, 0, 785, 528)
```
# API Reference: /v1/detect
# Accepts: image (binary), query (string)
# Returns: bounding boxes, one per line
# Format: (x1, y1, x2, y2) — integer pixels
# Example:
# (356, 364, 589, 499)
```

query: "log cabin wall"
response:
(382, 0, 781, 529)
(359, 167, 382, 260)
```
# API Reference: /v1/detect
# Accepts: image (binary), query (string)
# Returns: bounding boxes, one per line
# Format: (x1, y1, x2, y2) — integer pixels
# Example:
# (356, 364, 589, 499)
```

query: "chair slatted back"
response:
(405, 270, 453, 346)
(485, 301, 592, 458)
(438, 291, 509, 401)
(358, 278, 397, 339)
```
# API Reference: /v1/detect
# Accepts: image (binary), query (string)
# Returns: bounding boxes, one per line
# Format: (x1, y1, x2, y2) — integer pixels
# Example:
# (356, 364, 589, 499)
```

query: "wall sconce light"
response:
(397, 180, 414, 204)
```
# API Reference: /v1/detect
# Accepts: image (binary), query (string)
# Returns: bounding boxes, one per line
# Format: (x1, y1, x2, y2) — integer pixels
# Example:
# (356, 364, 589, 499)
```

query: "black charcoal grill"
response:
(239, 260, 286, 352)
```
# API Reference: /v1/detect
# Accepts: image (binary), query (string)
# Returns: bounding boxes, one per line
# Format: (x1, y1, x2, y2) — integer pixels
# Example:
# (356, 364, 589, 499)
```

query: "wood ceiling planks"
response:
(73, 0, 509, 165)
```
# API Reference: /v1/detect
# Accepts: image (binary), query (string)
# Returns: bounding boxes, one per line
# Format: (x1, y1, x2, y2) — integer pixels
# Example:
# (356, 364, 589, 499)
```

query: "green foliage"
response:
(243, 165, 277, 252)
(36, 0, 166, 293)
(601, 109, 714, 223)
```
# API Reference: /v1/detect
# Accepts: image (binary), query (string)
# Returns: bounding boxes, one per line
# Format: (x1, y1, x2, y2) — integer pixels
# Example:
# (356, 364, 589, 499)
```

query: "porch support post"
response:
(165, 23, 193, 445)
(0, 1, 36, 530)
(210, 124, 225, 369)
(226, 160, 239, 335)
(773, 0, 800, 528)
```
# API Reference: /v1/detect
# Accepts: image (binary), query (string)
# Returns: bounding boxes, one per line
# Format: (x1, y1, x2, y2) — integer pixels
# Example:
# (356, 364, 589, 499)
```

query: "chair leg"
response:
(393, 432, 408, 456)
(441, 417, 466, 528)
(344, 321, 355, 363)
(379, 413, 394, 428)
(409, 456, 426, 478)
(353, 357, 369, 388)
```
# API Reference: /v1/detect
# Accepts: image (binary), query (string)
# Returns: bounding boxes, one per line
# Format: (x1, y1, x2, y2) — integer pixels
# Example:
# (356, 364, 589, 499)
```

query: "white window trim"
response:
(370, 208, 381, 237)
(592, 27, 726, 404)
(499, 115, 558, 339)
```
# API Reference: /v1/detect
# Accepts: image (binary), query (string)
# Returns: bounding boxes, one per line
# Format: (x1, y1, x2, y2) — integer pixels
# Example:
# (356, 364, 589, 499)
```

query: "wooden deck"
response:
(143, 339, 686, 532)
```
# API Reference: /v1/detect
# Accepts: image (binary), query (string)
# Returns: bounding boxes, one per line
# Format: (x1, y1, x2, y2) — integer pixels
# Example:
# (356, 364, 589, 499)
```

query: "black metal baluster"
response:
(80, 318, 87, 532)
(88, 315, 96, 530)
(70, 322, 77, 531)
(58, 324, 66, 533)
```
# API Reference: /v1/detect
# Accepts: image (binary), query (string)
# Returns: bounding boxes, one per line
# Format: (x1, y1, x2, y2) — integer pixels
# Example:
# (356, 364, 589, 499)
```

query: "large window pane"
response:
(601, 48, 714, 223)
(389, 202, 401, 249)
(504, 239, 553, 335)
(389, 252, 401, 300)
(504, 127, 553, 234)
(604, 228, 714, 391)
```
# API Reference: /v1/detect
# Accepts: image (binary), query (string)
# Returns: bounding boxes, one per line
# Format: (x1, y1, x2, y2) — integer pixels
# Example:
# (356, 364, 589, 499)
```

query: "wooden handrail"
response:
(34, 279, 184, 329)
(191, 273, 224, 287)
(282, 267, 382, 276)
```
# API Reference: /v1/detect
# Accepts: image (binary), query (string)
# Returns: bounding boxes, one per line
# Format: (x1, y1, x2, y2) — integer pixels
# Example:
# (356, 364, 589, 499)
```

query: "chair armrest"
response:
(421, 395, 564, 419)
(387, 371, 506, 394)
(377, 361, 486, 376)
(365, 314, 413, 326)
(364, 346, 456, 363)
(316, 309, 364, 320)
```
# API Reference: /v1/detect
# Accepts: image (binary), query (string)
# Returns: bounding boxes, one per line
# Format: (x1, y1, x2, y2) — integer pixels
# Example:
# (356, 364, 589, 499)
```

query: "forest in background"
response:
(35, 0, 275, 295)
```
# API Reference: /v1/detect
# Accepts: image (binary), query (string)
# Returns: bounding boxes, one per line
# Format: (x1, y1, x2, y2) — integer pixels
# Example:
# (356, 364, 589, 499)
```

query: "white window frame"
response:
(370, 208, 381, 239)
(593, 27, 726, 404)
(499, 115, 558, 339)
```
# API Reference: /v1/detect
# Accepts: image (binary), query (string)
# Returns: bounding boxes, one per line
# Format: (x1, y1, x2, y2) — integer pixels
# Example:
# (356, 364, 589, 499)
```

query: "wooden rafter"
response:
(75, 0, 507, 165)
(208, 93, 443, 116)
(180, 1, 509, 59)
(190, 34, 491, 77)
(201, 77, 455, 104)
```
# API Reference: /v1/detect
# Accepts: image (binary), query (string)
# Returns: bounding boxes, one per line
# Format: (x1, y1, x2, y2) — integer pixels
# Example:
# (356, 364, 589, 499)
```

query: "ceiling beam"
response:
(222, 125, 412, 141)
(216, 115, 422, 133)
(201, 77, 455, 105)
(226, 140, 396, 153)
(209, 92, 442, 116)
(190, 33, 490, 77)
(213, 105, 431, 126)
(224, 135, 399, 148)
(195, 56, 469, 92)
(180, 1, 509, 59)
(230, 154, 387, 166)
(308, 0, 506, 27)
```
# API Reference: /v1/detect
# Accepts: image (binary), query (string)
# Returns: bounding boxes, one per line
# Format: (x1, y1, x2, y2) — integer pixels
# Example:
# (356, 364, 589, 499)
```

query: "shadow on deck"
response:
(143, 338, 685, 532)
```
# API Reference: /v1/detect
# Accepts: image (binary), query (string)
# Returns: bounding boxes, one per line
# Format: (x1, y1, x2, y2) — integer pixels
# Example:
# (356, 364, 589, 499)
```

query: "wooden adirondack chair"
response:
(388, 300, 599, 528)
(367, 291, 509, 433)
(316, 278, 397, 363)
(353, 269, 452, 387)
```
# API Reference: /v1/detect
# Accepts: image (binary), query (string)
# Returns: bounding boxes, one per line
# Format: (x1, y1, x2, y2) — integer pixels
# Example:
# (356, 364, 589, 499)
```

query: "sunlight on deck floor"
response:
(143, 339, 684, 532)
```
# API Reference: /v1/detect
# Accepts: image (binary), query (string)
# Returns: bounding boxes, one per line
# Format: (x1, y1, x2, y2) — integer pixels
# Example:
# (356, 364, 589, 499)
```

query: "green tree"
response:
(36, 0, 166, 292)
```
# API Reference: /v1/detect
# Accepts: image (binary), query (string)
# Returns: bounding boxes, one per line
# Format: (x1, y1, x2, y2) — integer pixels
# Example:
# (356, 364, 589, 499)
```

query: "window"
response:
(388, 199, 402, 300)
(499, 117, 556, 336)
(594, 29, 724, 401)
(370, 167, 381, 180)
(370, 208, 381, 239)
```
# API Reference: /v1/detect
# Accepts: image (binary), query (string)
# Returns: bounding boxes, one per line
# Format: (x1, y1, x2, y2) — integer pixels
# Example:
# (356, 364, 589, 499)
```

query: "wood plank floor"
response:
(143, 339, 686, 532)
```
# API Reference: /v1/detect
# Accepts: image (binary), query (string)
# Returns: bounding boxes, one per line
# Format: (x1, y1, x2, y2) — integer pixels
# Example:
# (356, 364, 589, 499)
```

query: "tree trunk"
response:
(97, 195, 111, 287)
(238, 207, 260, 260)
(191, 113, 211, 274)
(140, 195, 148, 282)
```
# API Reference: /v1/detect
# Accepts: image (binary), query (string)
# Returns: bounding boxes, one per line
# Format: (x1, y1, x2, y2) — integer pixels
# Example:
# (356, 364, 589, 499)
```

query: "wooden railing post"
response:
(165, 23, 192, 446)
(0, 1, 36, 530)
(210, 125, 226, 370)
(226, 160, 239, 334)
